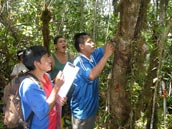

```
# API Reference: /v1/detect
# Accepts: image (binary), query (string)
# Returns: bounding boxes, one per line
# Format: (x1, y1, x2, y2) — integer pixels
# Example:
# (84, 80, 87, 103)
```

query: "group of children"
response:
(10, 32, 115, 129)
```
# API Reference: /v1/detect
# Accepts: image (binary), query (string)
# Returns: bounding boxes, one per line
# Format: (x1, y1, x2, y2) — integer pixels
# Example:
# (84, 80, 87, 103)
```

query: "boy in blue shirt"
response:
(71, 32, 114, 129)
(19, 45, 67, 129)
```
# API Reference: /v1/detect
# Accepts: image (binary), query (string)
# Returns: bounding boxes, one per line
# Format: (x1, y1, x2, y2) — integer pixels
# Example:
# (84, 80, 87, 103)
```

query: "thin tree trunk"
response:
(40, 4, 51, 54)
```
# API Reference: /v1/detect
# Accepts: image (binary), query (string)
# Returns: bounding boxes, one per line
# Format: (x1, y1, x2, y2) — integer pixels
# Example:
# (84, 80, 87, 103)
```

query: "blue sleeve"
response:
(92, 47, 104, 63)
(73, 57, 91, 82)
(20, 78, 49, 120)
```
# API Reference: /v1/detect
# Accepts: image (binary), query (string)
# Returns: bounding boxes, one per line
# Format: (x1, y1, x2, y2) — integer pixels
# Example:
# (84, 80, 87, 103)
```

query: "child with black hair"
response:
(19, 45, 67, 129)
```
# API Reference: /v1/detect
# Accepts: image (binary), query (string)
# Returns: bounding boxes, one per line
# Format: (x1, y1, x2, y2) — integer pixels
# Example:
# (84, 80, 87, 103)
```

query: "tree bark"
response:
(110, 0, 141, 128)
(40, 4, 51, 54)
(110, 0, 172, 128)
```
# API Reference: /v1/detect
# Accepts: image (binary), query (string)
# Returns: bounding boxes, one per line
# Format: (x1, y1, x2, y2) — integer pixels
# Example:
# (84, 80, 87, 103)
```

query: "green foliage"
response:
(0, 0, 116, 83)
(1, 0, 172, 128)
(0, 0, 116, 128)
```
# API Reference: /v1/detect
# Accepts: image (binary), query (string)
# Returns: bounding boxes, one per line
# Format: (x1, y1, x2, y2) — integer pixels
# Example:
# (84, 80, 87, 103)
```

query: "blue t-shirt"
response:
(70, 47, 104, 119)
(19, 77, 50, 129)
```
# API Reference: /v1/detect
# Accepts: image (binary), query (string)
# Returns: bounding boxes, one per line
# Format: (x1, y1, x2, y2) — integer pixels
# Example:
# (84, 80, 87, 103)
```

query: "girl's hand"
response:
(54, 71, 64, 88)
(59, 97, 67, 106)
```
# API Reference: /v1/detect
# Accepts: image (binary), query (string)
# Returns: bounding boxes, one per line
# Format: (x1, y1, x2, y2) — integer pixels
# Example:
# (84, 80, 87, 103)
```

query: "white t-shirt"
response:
(10, 62, 28, 76)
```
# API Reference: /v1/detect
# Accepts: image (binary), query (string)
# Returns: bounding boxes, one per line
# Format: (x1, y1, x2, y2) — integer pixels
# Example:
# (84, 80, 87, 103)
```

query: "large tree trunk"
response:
(110, 0, 141, 128)
(109, 0, 171, 128)
(110, 0, 149, 129)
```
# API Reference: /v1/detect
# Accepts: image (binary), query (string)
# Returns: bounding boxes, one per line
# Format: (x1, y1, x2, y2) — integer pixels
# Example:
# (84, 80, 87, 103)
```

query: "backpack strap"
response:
(20, 72, 41, 129)
(26, 111, 34, 129)
(27, 72, 43, 89)
(18, 111, 34, 129)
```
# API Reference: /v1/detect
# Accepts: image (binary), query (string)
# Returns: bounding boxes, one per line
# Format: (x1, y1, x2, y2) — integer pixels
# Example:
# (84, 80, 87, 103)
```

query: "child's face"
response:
(38, 53, 52, 72)
(80, 37, 95, 57)
(84, 37, 95, 52)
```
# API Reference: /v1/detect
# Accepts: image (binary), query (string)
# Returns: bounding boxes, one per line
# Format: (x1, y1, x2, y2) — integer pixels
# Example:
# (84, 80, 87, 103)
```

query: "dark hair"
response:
(17, 50, 24, 60)
(23, 45, 48, 71)
(53, 35, 64, 44)
(73, 32, 90, 52)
